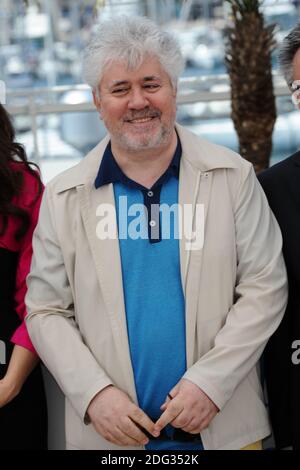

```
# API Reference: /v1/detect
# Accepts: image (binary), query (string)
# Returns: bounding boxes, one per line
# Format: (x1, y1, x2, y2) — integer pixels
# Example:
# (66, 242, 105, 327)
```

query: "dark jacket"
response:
(258, 151, 300, 450)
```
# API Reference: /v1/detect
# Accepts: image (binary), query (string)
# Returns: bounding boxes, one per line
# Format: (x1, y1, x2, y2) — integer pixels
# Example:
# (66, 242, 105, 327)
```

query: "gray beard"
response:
(109, 124, 173, 152)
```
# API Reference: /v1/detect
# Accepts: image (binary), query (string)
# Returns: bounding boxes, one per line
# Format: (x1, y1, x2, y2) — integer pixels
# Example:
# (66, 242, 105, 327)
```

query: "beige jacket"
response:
(26, 124, 288, 450)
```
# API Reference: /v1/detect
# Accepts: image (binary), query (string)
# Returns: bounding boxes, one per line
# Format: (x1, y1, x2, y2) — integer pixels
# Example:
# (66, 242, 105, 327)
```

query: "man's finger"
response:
(171, 415, 193, 429)
(115, 424, 148, 446)
(111, 425, 141, 446)
(122, 417, 151, 445)
(168, 383, 180, 398)
(160, 394, 172, 411)
(154, 401, 184, 432)
(129, 407, 159, 437)
(182, 417, 197, 433)
(103, 430, 124, 446)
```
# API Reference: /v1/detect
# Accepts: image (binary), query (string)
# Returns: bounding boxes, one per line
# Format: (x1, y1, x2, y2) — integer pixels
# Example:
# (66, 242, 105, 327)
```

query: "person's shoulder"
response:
(258, 151, 300, 187)
(10, 161, 43, 208)
(176, 124, 251, 173)
(46, 158, 85, 194)
(10, 159, 40, 179)
(46, 137, 110, 196)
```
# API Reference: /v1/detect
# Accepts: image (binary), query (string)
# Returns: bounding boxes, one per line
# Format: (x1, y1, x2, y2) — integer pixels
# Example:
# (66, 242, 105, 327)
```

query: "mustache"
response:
(123, 110, 161, 121)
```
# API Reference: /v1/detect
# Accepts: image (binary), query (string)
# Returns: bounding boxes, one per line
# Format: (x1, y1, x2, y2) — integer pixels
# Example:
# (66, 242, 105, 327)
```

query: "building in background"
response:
(0, 0, 299, 450)
(0, 0, 299, 181)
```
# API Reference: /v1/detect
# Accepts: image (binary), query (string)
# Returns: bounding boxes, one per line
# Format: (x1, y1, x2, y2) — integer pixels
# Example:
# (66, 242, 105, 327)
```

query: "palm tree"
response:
(225, 0, 276, 173)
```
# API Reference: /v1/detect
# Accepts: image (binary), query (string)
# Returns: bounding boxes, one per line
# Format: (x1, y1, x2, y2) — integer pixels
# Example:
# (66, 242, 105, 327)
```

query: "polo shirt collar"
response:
(94, 134, 182, 190)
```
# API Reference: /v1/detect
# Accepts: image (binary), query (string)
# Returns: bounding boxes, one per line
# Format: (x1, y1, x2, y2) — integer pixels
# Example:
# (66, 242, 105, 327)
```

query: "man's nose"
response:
(128, 87, 149, 110)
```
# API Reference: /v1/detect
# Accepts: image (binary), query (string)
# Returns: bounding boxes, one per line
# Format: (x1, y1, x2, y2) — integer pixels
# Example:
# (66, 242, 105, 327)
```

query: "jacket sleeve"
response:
(183, 165, 288, 410)
(25, 186, 113, 421)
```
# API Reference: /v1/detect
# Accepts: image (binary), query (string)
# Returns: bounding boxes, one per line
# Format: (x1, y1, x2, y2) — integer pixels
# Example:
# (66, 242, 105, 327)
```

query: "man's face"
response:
(291, 48, 300, 108)
(93, 56, 177, 152)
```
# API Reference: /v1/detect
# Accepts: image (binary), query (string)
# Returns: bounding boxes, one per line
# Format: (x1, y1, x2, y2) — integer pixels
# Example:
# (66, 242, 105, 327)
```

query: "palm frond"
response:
(225, 0, 276, 172)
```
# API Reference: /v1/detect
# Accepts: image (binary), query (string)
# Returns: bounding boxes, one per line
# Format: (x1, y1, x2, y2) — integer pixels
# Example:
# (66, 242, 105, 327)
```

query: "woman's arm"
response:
(0, 345, 39, 407)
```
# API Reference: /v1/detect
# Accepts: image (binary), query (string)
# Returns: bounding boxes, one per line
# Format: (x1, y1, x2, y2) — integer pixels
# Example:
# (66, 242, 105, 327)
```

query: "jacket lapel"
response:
(179, 157, 213, 367)
(77, 181, 137, 401)
(177, 123, 238, 367)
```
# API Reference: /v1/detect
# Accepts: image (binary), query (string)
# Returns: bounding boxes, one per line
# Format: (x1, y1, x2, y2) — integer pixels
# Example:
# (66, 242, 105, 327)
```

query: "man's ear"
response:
(92, 89, 101, 112)
(173, 85, 177, 98)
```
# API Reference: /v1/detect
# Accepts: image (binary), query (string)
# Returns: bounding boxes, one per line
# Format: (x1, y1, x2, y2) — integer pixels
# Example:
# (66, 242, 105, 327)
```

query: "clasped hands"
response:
(87, 378, 219, 447)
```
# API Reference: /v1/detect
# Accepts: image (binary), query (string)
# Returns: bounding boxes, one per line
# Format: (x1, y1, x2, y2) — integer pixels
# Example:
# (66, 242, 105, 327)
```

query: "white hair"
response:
(82, 15, 185, 92)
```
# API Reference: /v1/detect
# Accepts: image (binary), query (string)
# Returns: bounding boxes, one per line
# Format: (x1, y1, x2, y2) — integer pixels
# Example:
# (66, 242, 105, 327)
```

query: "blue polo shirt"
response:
(95, 138, 203, 451)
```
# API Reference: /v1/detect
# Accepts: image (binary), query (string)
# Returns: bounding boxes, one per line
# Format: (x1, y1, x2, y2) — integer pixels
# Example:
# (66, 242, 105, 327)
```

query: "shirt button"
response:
(147, 190, 154, 197)
(149, 220, 156, 227)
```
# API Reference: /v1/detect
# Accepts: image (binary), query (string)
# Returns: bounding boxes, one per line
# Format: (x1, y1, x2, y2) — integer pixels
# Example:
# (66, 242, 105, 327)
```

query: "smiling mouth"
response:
(125, 115, 159, 124)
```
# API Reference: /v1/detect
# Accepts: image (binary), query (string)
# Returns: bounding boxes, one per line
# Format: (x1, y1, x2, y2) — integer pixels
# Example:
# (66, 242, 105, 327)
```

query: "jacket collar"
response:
(55, 123, 239, 194)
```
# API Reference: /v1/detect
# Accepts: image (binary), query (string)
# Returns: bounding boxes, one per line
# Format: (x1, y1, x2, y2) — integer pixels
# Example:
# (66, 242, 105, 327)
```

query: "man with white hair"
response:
(258, 22, 300, 450)
(26, 16, 287, 450)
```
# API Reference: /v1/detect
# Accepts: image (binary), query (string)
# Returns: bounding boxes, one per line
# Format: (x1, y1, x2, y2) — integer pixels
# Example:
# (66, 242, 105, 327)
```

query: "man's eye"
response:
(144, 84, 160, 90)
(291, 82, 300, 91)
(112, 88, 129, 94)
